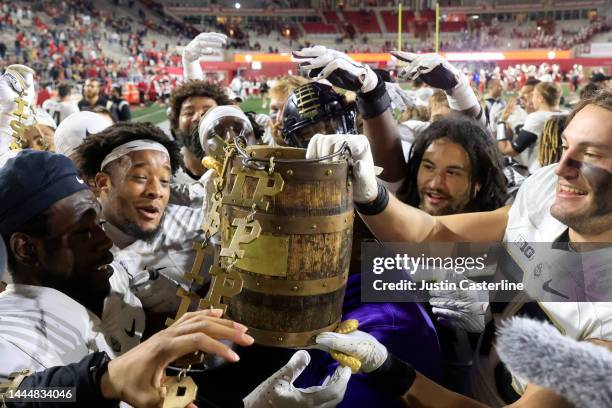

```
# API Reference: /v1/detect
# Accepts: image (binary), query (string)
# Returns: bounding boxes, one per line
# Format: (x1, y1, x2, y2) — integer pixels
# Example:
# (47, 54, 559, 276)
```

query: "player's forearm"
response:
(401, 372, 489, 408)
(364, 353, 488, 408)
(360, 193, 436, 242)
(6, 352, 115, 408)
(363, 109, 407, 183)
(360, 194, 510, 243)
(498, 140, 518, 157)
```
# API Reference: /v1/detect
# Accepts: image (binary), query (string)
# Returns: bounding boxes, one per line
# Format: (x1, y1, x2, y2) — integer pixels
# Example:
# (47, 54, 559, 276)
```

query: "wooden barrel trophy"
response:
(220, 144, 354, 348)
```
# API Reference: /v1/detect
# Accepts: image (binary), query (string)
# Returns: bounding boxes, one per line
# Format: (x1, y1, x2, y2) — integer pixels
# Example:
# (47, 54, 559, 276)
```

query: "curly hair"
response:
(168, 80, 232, 130)
(396, 115, 508, 213)
(75, 122, 183, 179)
(399, 105, 430, 122)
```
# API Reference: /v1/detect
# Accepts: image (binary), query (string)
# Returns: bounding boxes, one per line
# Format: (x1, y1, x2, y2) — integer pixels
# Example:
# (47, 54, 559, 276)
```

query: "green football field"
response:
(131, 98, 270, 125)
(132, 83, 573, 126)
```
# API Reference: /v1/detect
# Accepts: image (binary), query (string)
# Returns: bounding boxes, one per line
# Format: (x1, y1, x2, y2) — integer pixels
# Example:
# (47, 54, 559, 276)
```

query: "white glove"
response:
(130, 268, 182, 314)
(305, 134, 378, 203)
(315, 330, 388, 373)
(429, 288, 489, 333)
(385, 82, 415, 111)
(254, 113, 272, 128)
(182, 32, 227, 80)
(391, 51, 479, 112)
(243, 350, 351, 408)
(0, 65, 36, 153)
(292, 46, 378, 93)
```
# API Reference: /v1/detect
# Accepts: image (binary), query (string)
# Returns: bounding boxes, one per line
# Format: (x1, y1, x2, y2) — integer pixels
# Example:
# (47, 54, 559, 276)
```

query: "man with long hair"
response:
(397, 115, 508, 216)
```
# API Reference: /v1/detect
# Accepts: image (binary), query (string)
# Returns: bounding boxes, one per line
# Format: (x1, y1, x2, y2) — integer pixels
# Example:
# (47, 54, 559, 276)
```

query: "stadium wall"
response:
(172, 54, 612, 81)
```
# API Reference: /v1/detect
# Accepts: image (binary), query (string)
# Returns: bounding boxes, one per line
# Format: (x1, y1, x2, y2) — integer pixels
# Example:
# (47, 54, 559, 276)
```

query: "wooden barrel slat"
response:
(240, 178, 349, 215)
(229, 288, 346, 332)
(286, 230, 352, 280)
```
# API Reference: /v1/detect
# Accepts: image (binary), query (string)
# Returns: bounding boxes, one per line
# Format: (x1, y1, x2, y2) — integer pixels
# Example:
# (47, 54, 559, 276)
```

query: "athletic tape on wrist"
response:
(357, 76, 391, 119)
(354, 182, 389, 216)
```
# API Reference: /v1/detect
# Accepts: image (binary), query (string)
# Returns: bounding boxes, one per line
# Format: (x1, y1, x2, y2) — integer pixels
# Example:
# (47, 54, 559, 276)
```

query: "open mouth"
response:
(558, 184, 588, 197)
(136, 205, 161, 220)
(425, 191, 449, 205)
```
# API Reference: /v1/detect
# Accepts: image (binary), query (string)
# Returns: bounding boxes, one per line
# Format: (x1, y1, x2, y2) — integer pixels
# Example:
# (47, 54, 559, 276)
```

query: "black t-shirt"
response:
(78, 96, 108, 111)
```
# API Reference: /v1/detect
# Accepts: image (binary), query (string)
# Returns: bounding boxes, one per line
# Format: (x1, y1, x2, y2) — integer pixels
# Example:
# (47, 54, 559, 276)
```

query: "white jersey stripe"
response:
(0, 319, 78, 351)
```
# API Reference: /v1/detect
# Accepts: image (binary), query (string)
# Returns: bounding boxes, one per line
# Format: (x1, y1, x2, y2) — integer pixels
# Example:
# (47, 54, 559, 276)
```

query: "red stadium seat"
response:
(381, 10, 414, 33)
(440, 21, 467, 32)
(323, 11, 340, 25)
(342, 10, 381, 34)
(301, 22, 338, 34)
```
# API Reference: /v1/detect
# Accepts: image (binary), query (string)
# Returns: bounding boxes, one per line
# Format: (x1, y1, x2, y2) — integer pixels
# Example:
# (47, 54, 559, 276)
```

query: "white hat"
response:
(28, 107, 57, 129)
(54, 111, 112, 157)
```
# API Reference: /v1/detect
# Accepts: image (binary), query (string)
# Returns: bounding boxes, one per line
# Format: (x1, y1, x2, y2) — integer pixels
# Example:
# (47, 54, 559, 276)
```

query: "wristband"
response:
(91, 352, 113, 402)
(496, 122, 508, 141)
(354, 182, 389, 215)
(356, 75, 391, 119)
(366, 353, 416, 397)
(12, 351, 117, 408)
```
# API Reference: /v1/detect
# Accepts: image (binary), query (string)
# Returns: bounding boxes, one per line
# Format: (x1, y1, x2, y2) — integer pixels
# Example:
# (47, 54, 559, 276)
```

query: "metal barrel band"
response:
(271, 162, 350, 181)
(234, 140, 350, 171)
(235, 271, 348, 296)
(226, 207, 355, 234)
(246, 320, 341, 347)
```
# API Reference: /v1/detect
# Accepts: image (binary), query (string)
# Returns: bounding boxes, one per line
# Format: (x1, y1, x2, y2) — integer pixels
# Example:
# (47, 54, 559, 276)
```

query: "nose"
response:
(93, 223, 113, 250)
(428, 171, 447, 190)
(555, 149, 581, 180)
(144, 178, 164, 199)
(191, 110, 204, 126)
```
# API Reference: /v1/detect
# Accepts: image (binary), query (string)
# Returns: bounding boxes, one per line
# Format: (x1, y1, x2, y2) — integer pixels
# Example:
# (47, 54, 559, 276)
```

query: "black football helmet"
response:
(281, 82, 357, 148)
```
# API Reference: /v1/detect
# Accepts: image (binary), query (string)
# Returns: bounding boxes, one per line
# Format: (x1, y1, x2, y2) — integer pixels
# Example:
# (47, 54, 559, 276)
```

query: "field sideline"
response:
(133, 83, 573, 126)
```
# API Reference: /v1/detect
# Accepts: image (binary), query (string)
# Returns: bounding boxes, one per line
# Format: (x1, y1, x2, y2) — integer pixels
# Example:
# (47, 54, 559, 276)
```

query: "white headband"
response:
(100, 139, 170, 170)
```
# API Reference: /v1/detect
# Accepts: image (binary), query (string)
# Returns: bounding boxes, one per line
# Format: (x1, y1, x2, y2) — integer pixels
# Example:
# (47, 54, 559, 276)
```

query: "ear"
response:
(10, 233, 39, 267)
(95, 172, 112, 192)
